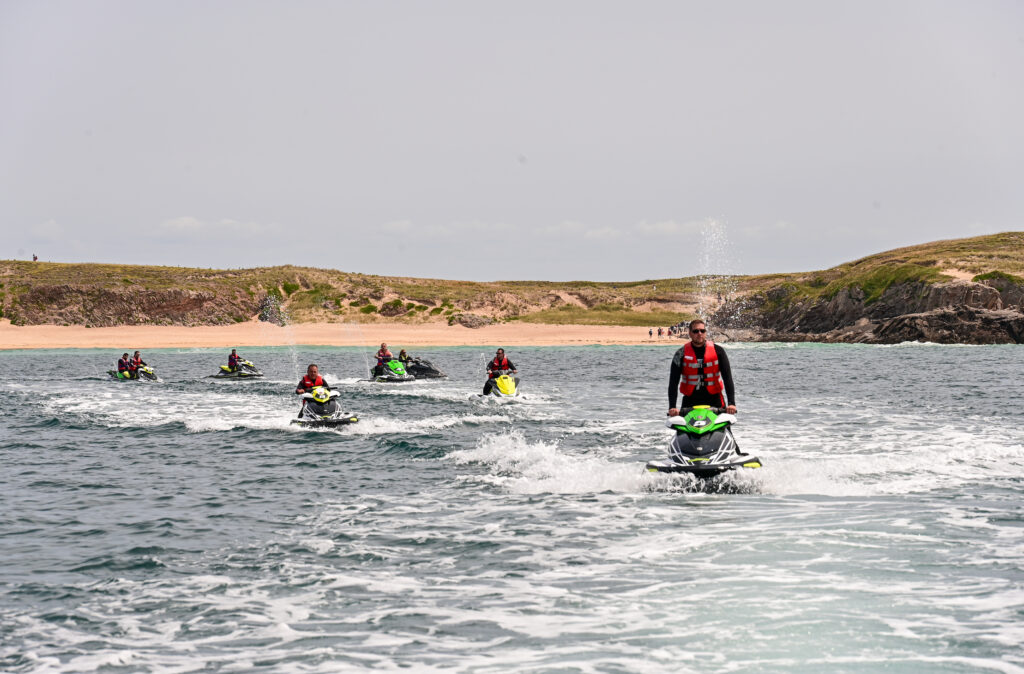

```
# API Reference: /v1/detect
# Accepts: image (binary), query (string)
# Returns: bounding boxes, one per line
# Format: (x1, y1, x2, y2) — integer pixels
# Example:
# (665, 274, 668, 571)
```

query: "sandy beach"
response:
(0, 320, 678, 350)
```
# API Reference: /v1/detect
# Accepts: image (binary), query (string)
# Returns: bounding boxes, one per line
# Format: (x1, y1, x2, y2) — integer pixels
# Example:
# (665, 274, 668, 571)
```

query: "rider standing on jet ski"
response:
(483, 348, 517, 395)
(667, 319, 737, 416)
(295, 363, 330, 394)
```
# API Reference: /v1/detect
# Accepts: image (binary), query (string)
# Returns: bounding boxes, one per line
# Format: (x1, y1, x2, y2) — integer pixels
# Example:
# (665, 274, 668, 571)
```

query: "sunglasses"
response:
(691, 328, 706, 333)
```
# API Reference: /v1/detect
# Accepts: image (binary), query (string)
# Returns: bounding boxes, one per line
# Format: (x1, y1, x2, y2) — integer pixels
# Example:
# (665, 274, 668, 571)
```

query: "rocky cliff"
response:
(715, 277, 1024, 344)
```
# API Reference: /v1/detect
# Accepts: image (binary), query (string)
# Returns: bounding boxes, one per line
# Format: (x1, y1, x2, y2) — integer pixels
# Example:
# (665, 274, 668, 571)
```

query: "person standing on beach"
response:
(667, 319, 737, 416)
(649, 328, 653, 339)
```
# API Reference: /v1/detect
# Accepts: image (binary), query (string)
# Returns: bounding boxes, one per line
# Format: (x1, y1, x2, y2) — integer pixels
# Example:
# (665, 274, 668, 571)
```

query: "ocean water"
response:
(1, 343, 1023, 673)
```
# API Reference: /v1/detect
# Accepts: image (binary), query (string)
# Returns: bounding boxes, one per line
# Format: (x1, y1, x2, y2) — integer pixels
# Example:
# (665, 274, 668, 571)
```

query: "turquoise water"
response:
(1, 344, 1023, 672)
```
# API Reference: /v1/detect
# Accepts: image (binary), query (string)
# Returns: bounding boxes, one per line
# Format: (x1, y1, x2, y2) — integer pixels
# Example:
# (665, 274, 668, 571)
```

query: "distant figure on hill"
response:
(32, 254, 37, 262)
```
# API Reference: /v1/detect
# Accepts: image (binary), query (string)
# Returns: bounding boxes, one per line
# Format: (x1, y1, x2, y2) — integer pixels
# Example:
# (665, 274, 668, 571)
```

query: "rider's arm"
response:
(717, 347, 736, 407)
(668, 357, 681, 410)
(295, 379, 306, 394)
(507, 360, 516, 372)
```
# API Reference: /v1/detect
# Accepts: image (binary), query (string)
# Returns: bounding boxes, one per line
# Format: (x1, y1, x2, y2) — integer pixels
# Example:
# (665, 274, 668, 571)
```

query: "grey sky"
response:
(2, 0, 1022, 281)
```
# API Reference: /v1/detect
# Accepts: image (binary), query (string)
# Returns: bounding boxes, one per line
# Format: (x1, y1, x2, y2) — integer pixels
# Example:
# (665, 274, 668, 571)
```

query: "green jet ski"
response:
(646, 406, 762, 478)
(108, 365, 159, 381)
(368, 358, 415, 383)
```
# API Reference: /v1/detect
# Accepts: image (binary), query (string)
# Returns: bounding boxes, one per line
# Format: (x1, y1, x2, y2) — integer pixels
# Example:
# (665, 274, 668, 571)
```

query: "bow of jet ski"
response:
(646, 406, 761, 478)
(479, 370, 521, 399)
(366, 358, 415, 383)
(291, 387, 359, 428)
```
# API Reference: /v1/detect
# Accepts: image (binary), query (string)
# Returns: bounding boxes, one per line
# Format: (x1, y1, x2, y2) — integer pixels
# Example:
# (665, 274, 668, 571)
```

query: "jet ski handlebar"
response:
(674, 406, 726, 415)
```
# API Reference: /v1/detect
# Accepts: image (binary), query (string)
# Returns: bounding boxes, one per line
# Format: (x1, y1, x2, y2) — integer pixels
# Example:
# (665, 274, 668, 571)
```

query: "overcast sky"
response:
(2, 1, 1022, 281)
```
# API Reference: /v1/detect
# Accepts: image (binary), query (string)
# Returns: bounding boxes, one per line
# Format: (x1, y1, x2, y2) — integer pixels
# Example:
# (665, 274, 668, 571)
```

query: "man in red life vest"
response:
(374, 343, 393, 376)
(667, 319, 737, 416)
(295, 364, 330, 394)
(483, 348, 517, 395)
(228, 349, 242, 372)
(117, 353, 132, 378)
(132, 351, 147, 372)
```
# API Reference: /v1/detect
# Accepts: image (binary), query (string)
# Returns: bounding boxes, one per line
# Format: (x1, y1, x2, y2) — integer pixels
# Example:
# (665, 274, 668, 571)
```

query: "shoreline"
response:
(0, 320, 681, 350)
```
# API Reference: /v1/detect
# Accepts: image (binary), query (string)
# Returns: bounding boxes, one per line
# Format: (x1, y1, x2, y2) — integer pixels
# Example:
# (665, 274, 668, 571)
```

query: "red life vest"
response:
(679, 341, 724, 396)
(132, 356, 143, 367)
(376, 349, 392, 365)
(117, 358, 130, 372)
(301, 375, 324, 389)
(489, 357, 509, 378)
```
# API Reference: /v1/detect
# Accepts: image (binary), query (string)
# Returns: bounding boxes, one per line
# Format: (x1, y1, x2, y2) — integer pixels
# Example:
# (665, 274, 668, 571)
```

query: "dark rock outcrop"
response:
(872, 307, 1024, 344)
(714, 279, 1024, 344)
(13, 284, 258, 327)
(454, 313, 493, 329)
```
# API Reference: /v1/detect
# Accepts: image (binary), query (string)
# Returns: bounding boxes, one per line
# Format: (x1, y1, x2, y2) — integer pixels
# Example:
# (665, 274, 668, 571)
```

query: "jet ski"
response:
(291, 387, 359, 428)
(369, 358, 415, 383)
(645, 406, 761, 478)
(108, 365, 159, 381)
(210, 360, 264, 378)
(403, 357, 446, 379)
(480, 369, 520, 399)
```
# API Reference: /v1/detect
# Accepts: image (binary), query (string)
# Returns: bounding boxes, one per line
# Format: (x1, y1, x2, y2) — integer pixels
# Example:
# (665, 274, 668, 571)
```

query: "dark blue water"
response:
(2, 344, 1023, 672)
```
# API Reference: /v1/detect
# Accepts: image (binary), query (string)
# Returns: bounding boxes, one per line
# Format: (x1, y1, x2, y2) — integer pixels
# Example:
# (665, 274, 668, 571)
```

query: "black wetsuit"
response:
(667, 343, 736, 409)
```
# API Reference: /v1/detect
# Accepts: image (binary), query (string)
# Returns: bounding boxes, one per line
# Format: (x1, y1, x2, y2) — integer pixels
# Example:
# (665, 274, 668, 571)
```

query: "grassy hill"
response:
(1, 232, 1021, 328)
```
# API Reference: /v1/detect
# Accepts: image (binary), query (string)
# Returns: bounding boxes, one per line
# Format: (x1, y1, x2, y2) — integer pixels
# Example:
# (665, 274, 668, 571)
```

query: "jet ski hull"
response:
(647, 408, 761, 479)
(645, 455, 762, 478)
(370, 374, 415, 383)
(291, 416, 359, 428)
(210, 361, 263, 378)
(107, 369, 158, 381)
(404, 359, 446, 379)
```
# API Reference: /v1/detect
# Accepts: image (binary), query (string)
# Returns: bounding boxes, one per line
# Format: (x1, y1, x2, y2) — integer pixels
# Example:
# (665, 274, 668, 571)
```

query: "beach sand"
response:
(0, 319, 678, 349)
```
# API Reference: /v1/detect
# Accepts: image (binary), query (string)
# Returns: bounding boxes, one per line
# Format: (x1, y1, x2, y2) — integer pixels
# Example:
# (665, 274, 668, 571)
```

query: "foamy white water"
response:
(2, 344, 1023, 672)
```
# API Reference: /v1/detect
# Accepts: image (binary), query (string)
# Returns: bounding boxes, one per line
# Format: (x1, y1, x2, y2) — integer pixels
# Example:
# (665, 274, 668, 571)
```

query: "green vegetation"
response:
(823, 264, 946, 304)
(520, 304, 693, 327)
(1, 232, 1021, 326)
(973, 270, 1024, 285)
